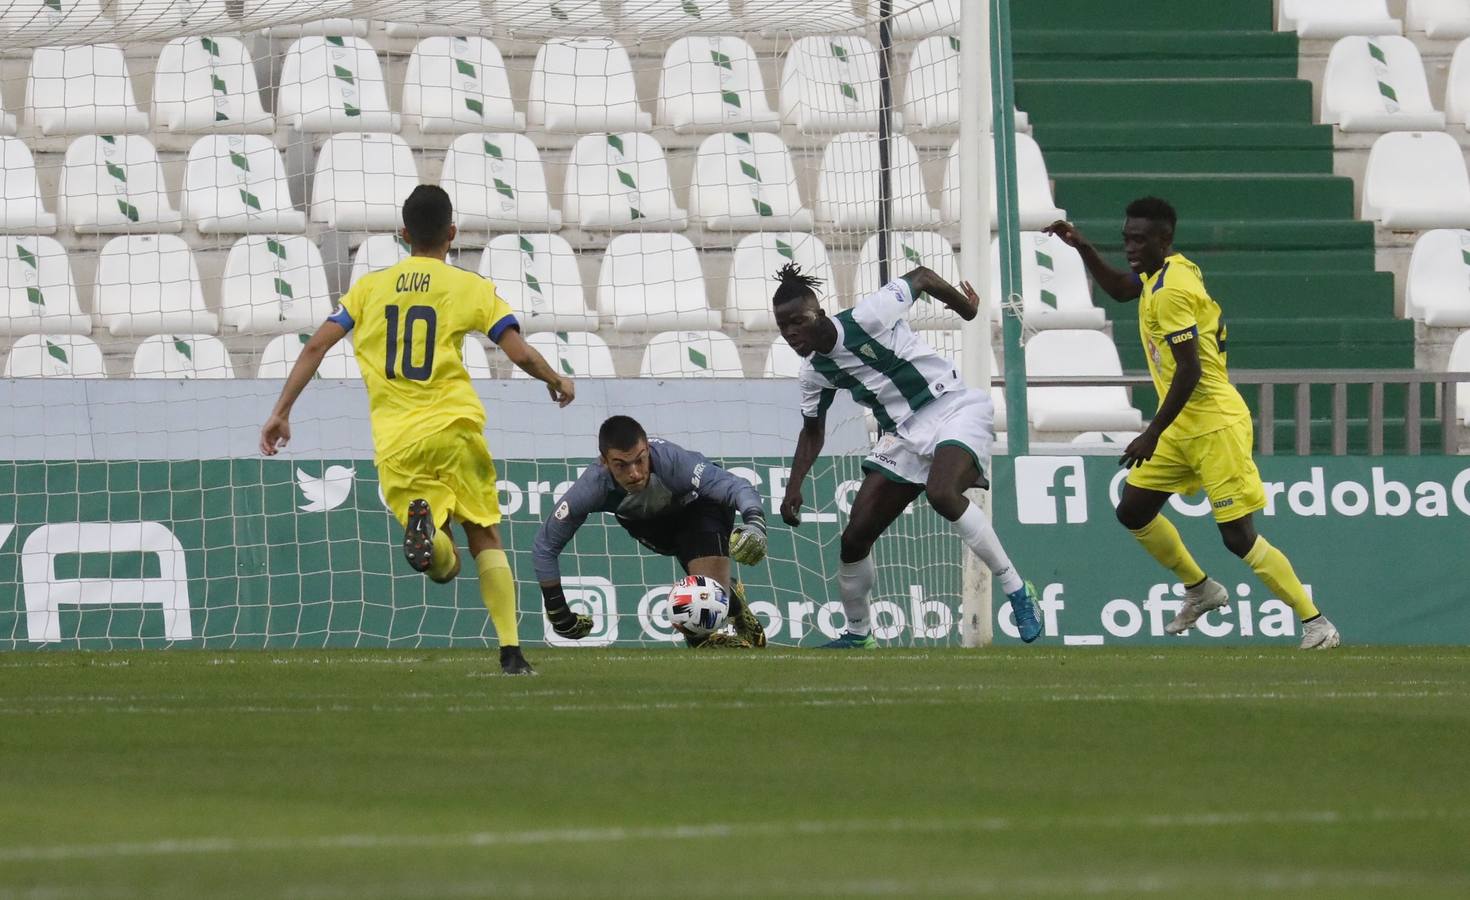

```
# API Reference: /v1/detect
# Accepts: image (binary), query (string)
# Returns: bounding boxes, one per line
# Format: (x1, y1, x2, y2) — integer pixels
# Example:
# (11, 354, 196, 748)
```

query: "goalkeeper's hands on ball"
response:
(729, 514, 768, 565)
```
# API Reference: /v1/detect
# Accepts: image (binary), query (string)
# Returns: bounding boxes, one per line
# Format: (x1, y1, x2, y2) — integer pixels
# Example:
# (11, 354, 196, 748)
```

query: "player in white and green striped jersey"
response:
(773, 263, 1042, 648)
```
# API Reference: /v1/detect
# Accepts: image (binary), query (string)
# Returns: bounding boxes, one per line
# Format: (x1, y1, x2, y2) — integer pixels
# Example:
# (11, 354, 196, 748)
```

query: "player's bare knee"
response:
(1115, 503, 1151, 531)
(839, 529, 875, 564)
(925, 483, 966, 522)
(1219, 522, 1256, 558)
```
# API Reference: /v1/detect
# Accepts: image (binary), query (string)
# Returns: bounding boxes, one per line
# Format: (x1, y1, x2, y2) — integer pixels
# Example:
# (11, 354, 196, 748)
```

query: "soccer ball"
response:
(667, 575, 731, 636)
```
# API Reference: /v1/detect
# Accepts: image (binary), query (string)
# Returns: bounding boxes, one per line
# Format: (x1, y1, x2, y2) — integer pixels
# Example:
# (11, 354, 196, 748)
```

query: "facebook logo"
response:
(1014, 456, 1088, 524)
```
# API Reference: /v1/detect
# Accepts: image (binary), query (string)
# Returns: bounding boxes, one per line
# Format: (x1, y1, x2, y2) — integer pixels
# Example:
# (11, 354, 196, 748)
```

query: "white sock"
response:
(837, 556, 876, 636)
(955, 502, 1024, 595)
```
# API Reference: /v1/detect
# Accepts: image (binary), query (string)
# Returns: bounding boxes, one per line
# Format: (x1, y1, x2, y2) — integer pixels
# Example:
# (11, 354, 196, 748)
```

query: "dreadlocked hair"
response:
(772, 262, 824, 304)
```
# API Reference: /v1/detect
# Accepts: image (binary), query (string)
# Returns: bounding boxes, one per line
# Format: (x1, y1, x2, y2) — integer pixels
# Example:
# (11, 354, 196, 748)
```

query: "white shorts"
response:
(862, 388, 995, 486)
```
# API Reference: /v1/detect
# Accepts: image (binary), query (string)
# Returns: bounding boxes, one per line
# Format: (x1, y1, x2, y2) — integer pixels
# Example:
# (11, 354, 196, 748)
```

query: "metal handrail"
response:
(988, 371, 1470, 455)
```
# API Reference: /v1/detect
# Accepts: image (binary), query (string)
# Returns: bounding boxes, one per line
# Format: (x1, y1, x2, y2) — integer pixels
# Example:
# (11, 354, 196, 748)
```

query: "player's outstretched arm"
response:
(905, 266, 979, 321)
(1042, 220, 1143, 302)
(1120, 335, 1202, 469)
(259, 321, 347, 455)
(496, 327, 575, 407)
(781, 414, 827, 527)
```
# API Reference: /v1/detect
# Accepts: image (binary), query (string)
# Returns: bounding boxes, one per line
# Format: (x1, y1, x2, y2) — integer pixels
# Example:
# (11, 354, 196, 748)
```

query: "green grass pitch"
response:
(1, 647, 1467, 898)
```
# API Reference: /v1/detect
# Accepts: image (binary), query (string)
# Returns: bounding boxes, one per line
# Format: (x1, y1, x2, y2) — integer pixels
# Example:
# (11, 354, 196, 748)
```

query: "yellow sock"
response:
(1129, 516, 1206, 586)
(1243, 535, 1319, 621)
(475, 548, 519, 647)
(427, 528, 458, 581)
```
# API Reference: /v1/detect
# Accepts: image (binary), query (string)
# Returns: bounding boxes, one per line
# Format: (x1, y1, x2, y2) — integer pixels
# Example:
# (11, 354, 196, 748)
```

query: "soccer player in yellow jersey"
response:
(258, 185, 575, 674)
(1046, 198, 1340, 650)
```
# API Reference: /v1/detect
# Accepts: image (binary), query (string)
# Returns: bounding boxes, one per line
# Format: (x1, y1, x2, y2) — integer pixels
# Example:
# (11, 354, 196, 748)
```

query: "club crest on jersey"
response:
(858, 343, 878, 360)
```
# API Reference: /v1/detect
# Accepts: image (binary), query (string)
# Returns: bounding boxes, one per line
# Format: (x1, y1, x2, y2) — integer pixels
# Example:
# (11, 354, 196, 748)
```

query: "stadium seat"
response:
(3, 333, 106, 378)
(1362, 131, 1470, 228)
(890, 0, 958, 38)
(348, 234, 410, 286)
(741, 1, 864, 34)
(151, 36, 274, 135)
(0, 138, 57, 233)
(256, 333, 362, 378)
(727, 232, 836, 331)
(562, 133, 687, 230)
(1405, 229, 1470, 326)
(780, 35, 886, 132)
(855, 231, 960, 330)
(460, 335, 492, 378)
(479, 233, 596, 332)
(402, 36, 522, 134)
(1450, 331, 1470, 423)
(277, 35, 400, 133)
(816, 133, 937, 230)
(639, 331, 744, 378)
(440, 134, 561, 232)
(903, 36, 1029, 133)
(527, 38, 651, 133)
(657, 36, 781, 133)
(763, 339, 802, 377)
(183, 135, 307, 234)
(58, 135, 183, 233)
(689, 132, 812, 231)
(1444, 39, 1470, 127)
(1408, 0, 1470, 38)
(1024, 330, 1144, 432)
(989, 232, 1107, 331)
(1322, 37, 1444, 132)
(310, 133, 421, 234)
(113, 0, 235, 32)
(0, 93, 14, 136)
(942, 135, 1066, 230)
(131, 334, 235, 379)
(0, 236, 89, 335)
(25, 45, 150, 136)
(1279, 0, 1401, 38)
(514, 331, 616, 378)
(490, 1, 617, 36)
(219, 236, 333, 334)
(2, 0, 114, 47)
(259, 11, 370, 39)
(597, 232, 720, 332)
(625, 0, 735, 34)
(383, 0, 486, 38)
(93, 234, 218, 336)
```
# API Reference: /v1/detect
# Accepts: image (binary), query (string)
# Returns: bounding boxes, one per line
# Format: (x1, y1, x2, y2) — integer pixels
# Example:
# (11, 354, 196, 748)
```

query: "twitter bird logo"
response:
(297, 465, 355, 512)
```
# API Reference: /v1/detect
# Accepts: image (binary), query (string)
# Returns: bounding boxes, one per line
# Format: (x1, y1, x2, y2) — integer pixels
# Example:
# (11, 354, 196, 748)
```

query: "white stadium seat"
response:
(310, 133, 420, 234)
(763, 339, 802, 377)
(277, 36, 400, 133)
(0, 92, 13, 136)
(4, 334, 106, 378)
(689, 132, 813, 231)
(383, 0, 486, 38)
(1444, 39, 1470, 127)
(816, 133, 936, 230)
(490, 1, 616, 37)
(26, 45, 149, 136)
(479, 234, 597, 333)
(58, 135, 183, 233)
(1450, 331, 1470, 423)
(1025, 330, 1144, 432)
(781, 35, 886, 132)
(514, 331, 616, 379)
(131, 334, 235, 379)
(597, 232, 720, 332)
(657, 36, 781, 133)
(2, 0, 114, 47)
(219, 236, 333, 334)
(1405, 229, 1470, 326)
(1322, 37, 1444, 132)
(0, 237, 89, 336)
(626, 0, 735, 35)
(904, 36, 1027, 133)
(942, 135, 1066, 230)
(113, 0, 236, 33)
(639, 330, 744, 378)
(1362, 131, 1470, 228)
(562, 133, 687, 230)
(741, 1, 864, 34)
(348, 234, 409, 286)
(855, 231, 960, 330)
(256, 333, 362, 378)
(890, 0, 958, 38)
(460, 335, 492, 378)
(527, 38, 652, 133)
(441, 134, 561, 232)
(93, 234, 218, 336)
(989, 232, 1107, 331)
(183, 135, 307, 234)
(0, 137, 57, 233)
(1279, 0, 1401, 38)
(258, 11, 370, 39)
(402, 36, 523, 133)
(727, 232, 836, 331)
(1409, 0, 1470, 38)
(152, 36, 274, 135)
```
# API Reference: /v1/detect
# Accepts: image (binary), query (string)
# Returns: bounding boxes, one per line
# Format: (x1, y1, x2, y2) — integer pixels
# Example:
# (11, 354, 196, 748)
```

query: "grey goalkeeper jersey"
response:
(532, 438, 764, 582)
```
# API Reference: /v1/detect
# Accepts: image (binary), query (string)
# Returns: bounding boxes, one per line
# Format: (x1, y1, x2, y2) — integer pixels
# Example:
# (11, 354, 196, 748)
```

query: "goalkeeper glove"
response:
(729, 515, 768, 566)
(543, 584, 594, 639)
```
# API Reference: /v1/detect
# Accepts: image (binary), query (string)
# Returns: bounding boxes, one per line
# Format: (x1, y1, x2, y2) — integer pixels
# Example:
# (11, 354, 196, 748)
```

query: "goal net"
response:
(0, 0, 997, 650)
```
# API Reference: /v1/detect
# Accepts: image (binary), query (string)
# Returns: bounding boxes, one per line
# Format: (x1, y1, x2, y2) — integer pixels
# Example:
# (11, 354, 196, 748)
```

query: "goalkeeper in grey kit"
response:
(535, 415, 771, 648)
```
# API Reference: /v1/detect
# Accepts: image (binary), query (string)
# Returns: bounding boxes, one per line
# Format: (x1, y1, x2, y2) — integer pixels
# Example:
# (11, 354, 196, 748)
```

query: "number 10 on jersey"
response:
(384, 305, 436, 381)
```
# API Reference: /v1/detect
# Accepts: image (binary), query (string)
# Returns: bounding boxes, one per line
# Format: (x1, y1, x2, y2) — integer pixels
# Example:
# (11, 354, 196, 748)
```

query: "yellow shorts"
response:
(378, 424, 502, 529)
(1125, 416, 1266, 523)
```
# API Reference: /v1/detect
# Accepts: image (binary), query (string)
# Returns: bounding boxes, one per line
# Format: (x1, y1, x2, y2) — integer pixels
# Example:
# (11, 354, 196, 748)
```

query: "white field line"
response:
(0, 808, 1465, 866)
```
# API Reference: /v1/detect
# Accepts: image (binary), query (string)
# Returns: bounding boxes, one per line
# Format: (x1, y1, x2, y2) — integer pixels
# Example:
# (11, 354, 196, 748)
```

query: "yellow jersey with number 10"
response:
(1137, 252, 1251, 439)
(328, 256, 517, 462)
